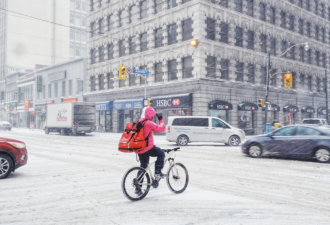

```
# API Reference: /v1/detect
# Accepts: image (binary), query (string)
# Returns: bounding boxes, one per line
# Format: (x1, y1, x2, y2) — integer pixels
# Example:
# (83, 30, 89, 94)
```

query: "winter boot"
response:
(154, 170, 166, 179)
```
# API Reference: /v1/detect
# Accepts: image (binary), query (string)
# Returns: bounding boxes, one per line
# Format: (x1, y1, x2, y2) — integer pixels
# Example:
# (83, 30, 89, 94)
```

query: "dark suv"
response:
(0, 137, 28, 179)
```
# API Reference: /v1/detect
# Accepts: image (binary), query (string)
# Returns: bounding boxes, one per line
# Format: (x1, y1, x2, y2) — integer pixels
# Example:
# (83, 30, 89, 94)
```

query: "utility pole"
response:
(326, 70, 328, 123)
(264, 53, 271, 130)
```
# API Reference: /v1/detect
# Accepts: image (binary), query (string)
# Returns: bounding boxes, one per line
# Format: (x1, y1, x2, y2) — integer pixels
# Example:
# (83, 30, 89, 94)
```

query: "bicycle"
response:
(121, 147, 189, 201)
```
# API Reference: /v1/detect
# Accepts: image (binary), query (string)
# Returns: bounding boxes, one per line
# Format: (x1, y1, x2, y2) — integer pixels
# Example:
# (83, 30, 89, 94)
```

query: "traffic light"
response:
(147, 99, 152, 106)
(258, 99, 264, 108)
(284, 73, 292, 88)
(118, 65, 126, 80)
(190, 39, 198, 47)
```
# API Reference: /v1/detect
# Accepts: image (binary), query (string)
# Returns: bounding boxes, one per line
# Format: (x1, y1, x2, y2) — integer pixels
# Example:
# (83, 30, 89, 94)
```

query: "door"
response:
(210, 118, 226, 142)
(118, 110, 124, 132)
(189, 118, 209, 142)
(265, 126, 297, 155)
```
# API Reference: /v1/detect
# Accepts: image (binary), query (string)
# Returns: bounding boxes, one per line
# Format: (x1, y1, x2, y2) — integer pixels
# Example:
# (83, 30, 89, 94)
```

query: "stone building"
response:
(85, 0, 330, 135)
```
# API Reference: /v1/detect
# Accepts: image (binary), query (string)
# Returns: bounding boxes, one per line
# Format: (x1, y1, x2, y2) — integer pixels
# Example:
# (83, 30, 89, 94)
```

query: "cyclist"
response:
(137, 106, 166, 178)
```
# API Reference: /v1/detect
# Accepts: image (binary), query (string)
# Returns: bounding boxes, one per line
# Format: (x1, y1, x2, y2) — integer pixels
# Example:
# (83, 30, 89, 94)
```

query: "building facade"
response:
(85, 0, 330, 135)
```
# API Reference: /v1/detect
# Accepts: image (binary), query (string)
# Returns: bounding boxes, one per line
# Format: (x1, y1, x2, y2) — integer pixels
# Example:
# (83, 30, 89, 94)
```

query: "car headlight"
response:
(8, 142, 26, 148)
(241, 139, 247, 144)
(239, 130, 245, 135)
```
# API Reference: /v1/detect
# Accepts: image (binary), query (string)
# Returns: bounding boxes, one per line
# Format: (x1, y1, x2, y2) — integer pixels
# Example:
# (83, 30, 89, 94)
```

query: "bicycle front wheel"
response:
(122, 167, 151, 201)
(166, 163, 189, 194)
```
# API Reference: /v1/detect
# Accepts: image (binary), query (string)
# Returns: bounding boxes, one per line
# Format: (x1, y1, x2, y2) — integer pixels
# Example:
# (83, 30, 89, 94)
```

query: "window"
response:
(82, 18, 86, 27)
(306, 0, 310, 11)
(130, 5, 139, 23)
(280, 11, 286, 28)
(155, 28, 164, 48)
(108, 44, 114, 60)
(182, 19, 193, 41)
(316, 51, 320, 66)
(281, 41, 287, 58)
(140, 1, 148, 19)
(315, 0, 319, 14)
(206, 56, 216, 78)
(62, 81, 66, 96)
(246, 30, 254, 50)
(315, 25, 319, 41)
(129, 37, 137, 55)
(90, 76, 95, 91)
(69, 80, 72, 95)
(119, 40, 126, 57)
(220, 59, 229, 80)
(99, 46, 104, 62)
(168, 23, 178, 45)
(140, 33, 148, 52)
(322, 28, 325, 43)
(155, 63, 164, 83)
(299, 46, 305, 62)
(323, 53, 326, 68)
(182, 0, 191, 3)
(307, 49, 312, 64)
(212, 119, 228, 128)
(107, 73, 114, 89)
(289, 15, 294, 31)
(75, 15, 81, 27)
(48, 84, 52, 98)
(155, 0, 163, 14)
(298, 0, 303, 7)
(235, 27, 243, 47)
(235, 62, 244, 82)
(296, 127, 322, 136)
(81, 33, 87, 43)
(107, 15, 115, 31)
(99, 74, 105, 90)
(298, 19, 304, 35)
(288, 44, 295, 60)
(206, 18, 215, 40)
(168, 59, 178, 81)
(82, 0, 86, 11)
(219, 22, 228, 43)
(98, 0, 102, 8)
(77, 80, 83, 93)
(219, 0, 228, 8)
(270, 38, 276, 55)
(317, 77, 321, 92)
(172, 118, 208, 127)
(234, 0, 242, 13)
(269, 7, 275, 24)
(70, 0, 75, 9)
(321, 3, 325, 17)
(91, 22, 96, 37)
(306, 22, 311, 37)
(272, 127, 296, 136)
(259, 3, 266, 21)
(246, 0, 253, 17)
(260, 66, 267, 85)
(99, 18, 104, 34)
(168, 0, 178, 8)
(307, 75, 312, 90)
(90, 49, 96, 64)
(129, 73, 136, 86)
(42, 85, 45, 99)
(260, 34, 267, 53)
(54, 83, 58, 98)
(70, 30, 75, 41)
(300, 74, 305, 89)
(70, 13, 75, 25)
(182, 56, 193, 79)
(75, 30, 81, 42)
(247, 64, 254, 83)
(119, 10, 129, 27)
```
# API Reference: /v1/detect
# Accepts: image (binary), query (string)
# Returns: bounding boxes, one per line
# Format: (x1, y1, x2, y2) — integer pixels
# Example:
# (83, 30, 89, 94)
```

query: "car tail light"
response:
(167, 126, 170, 133)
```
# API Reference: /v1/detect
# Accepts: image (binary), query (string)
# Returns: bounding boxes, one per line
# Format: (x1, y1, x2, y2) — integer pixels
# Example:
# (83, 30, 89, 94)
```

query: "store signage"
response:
(133, 69, 149, 75)
(209, 101, 233, 110)
(301, 106, 315, 113)
(35, 104, 46, 112)
(151, 94, 192, 109)
(317, 107, 327, 115)
(63, 97, 78, 103)
(238, 102, 258, 111)
(113, 99, 144, 110)
(46, 100, 55, 105)
(283, 105, 299, 112)
(24, 100, 30, 112)
(37, 76, 42, 92)
(96, 101, 113, 111)
(262, 104, 280, 112)
(48, 71, 66, 81)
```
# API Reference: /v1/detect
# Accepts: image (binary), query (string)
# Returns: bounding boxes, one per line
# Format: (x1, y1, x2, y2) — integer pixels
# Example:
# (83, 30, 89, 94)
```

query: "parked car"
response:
(166, 116, 245, 146)
(0, 137, 28, 179)
(302, 118, 329, 126)
(0, 121, 12, 131)
(242, 125, 330, 163)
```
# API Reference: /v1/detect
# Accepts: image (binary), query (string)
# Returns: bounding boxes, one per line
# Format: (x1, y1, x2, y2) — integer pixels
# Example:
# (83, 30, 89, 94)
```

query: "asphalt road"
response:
(1, 129, 330, 225)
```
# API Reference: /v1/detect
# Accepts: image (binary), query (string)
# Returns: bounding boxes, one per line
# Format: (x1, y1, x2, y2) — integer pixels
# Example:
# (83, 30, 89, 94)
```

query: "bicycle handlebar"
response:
(163, 147, 180, 153)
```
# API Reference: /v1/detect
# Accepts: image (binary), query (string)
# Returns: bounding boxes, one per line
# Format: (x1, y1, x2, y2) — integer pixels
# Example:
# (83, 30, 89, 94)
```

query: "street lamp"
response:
(264, 42, 309, 131)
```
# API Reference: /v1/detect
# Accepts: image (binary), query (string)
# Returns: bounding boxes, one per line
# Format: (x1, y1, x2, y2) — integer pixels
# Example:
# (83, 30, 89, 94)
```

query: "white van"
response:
(166, 116, 245, 146)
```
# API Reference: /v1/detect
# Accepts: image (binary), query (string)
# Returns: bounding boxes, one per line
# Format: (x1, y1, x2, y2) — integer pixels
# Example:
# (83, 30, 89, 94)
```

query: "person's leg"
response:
(147, 146, 166, 178)
(135, 153, 150, 195)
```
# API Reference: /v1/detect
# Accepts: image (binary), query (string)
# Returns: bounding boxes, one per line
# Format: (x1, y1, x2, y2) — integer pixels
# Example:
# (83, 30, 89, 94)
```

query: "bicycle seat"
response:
(164, 147, 180, 153)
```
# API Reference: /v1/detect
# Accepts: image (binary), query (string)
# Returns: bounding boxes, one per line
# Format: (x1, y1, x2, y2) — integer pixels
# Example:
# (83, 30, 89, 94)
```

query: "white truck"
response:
(45, 102, 96, 135)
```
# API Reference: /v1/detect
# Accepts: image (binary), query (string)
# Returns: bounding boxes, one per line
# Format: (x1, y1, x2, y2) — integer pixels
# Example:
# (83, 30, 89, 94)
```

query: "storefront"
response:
(317, 107, 327, 119)
(237, 102, 258, 135)
(96, 101, 113, 132)
(283, 105, 299, 126)
(35, 104, 46, 129)
(262, 104, 280, 125)
(208, 100, 233, 122)
(301, 106, 315, 119)
(114, 98, 145, 132)
(150, 93, 193, 125)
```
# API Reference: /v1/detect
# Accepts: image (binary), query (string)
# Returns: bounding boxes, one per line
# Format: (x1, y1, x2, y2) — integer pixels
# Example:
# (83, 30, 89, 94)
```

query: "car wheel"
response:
(0, 154, 13, 179)
(228, 135, 240, 146)
(248, 144, 263, 158)
(45, 128, 49, 135)
(315, 148, 330, 163)
(177, 135, 189, 146)
(60, 128, 66, 136)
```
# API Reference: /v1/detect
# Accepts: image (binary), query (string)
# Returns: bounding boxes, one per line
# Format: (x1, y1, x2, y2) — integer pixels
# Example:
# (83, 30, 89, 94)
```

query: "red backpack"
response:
(118, 120, 150, 153)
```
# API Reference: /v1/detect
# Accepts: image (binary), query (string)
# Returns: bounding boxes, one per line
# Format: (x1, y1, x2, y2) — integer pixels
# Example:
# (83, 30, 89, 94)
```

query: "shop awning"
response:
(209, 100, 233, 110)
(301, 106, 315, 113)
(113, 98, 144, 110)
(151, 93, 192, 109)
(317, 107, 327, 115)
(237, 102, 258, 111)
(262, 103, 280, 111)
(96, 101, 113, 111)
(283, 105, 299, 112)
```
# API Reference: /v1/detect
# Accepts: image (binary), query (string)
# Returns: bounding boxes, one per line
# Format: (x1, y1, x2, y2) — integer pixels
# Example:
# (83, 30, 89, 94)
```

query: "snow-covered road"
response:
(1, 129, 330, 225)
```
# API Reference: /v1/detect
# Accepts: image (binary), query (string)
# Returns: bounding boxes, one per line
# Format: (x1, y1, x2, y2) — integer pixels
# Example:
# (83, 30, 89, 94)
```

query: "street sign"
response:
(267, 104, 271, 111)
(133, 69, 149, 75)
(127, 67, 132, 74)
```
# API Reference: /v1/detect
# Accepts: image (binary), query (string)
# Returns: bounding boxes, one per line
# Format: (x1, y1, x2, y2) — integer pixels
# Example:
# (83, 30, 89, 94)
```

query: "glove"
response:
(156, 112, 163, 120)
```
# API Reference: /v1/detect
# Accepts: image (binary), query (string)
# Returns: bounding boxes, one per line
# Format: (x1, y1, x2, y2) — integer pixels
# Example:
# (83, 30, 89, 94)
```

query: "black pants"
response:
(138, 146, 165, 171)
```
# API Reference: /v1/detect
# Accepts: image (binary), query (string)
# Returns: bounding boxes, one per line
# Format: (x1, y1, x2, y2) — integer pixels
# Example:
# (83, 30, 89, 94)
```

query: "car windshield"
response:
(302, 120, 322, 124)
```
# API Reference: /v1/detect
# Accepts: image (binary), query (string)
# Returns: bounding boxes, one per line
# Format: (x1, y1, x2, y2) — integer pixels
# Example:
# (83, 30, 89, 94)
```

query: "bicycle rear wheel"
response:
(122, 167, 151, 201)
(166, 163, 189, 194)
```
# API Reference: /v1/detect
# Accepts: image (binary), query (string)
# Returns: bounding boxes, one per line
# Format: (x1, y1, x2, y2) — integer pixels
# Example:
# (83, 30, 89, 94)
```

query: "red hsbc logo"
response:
(225, 105, 229, 109)
(172, 99, 180, 106)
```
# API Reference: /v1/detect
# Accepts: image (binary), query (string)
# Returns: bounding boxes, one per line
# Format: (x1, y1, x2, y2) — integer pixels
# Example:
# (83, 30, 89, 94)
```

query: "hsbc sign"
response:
(151, 94, 192, 109)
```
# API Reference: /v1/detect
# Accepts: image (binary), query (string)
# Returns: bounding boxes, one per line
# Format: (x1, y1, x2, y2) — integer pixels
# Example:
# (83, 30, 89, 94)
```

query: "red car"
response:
(0, 137, 28, 179)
